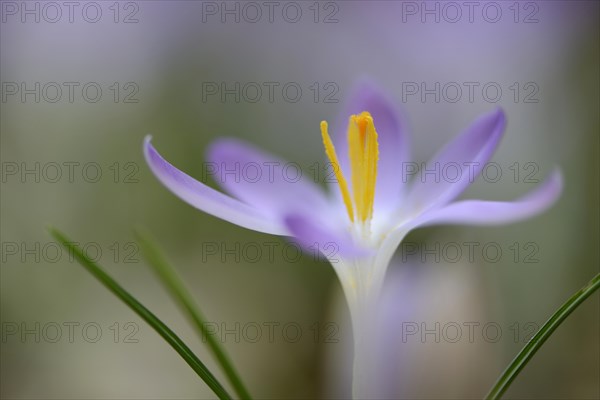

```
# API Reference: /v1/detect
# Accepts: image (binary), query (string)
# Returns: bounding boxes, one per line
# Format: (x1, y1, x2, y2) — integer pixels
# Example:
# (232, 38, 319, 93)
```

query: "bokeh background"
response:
(1, 1, 598, 399)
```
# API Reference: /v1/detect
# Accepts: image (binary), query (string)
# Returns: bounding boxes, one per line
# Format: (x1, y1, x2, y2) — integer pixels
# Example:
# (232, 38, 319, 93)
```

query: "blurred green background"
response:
(1, 1, 598, 399)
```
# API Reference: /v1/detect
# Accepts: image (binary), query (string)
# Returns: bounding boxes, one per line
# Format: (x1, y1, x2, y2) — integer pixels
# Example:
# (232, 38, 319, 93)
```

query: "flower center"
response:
(320, 111, 380, 225)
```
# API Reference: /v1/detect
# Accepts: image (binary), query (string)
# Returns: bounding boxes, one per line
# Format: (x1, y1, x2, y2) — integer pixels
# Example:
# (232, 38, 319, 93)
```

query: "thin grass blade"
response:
(48, 227, 233, 400)
(485, 273, 600, 399)
(135, 228, 252, 400)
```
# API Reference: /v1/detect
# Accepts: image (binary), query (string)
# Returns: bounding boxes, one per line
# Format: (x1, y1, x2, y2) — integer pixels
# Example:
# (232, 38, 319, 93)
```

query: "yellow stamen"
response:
(321, 121, 355, 222)
(363, 113, 378, 221)
(321, 112, 379, 225)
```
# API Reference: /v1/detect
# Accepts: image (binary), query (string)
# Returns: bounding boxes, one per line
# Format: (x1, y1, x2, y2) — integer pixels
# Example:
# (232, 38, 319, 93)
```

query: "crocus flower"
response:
(143, 80, 562, 397)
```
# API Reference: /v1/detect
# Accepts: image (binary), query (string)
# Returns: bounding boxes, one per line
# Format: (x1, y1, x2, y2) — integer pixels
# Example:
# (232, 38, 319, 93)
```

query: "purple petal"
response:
(407, 108, 506, 213)
(144, 136, 285, 235)
(283, 213, 372, 260)
(409, 169, 563, 228)
(207, 138, 331, 218)
(332, 79, 410, 213)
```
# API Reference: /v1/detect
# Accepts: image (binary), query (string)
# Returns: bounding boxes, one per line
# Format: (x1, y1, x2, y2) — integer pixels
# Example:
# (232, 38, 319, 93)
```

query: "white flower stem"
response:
(339, 241, 400, 399)
(344, 258, 378, 399)
(351, 305, 373, 399)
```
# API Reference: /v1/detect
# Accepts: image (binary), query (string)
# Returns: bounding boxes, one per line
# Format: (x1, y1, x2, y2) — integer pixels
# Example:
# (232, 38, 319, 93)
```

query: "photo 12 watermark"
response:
(201, 321, 339, 344)
(200, 1, 340, 24)
(1, 82, 140, 104)
(197, 240, 340, 264)
(399, 81, 539, 104)
(200, 81, 339, 104)
(1, 321, 140, 343)
(400, 241, 541, 264)
(1, 161, 140, 184)
(400, 1, 540, 24)
(397, 321, 541, 344)
(1, 1, 140, 23)
(1, 241, 140, 265)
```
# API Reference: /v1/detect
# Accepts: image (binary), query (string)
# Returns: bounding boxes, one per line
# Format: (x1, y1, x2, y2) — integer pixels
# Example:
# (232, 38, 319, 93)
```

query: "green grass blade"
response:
(485, 273, 600, 400)
(135, 228, 252, 400)
(48, 227, 232, 400)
